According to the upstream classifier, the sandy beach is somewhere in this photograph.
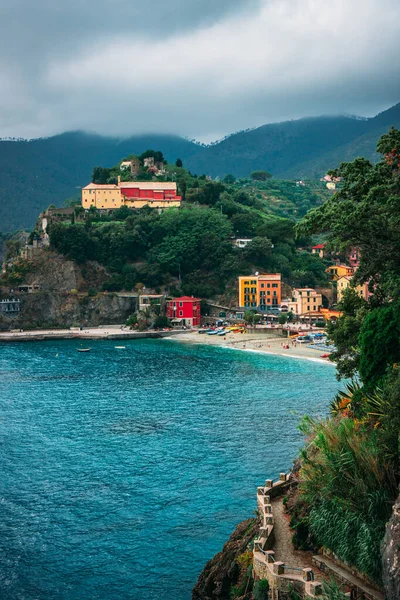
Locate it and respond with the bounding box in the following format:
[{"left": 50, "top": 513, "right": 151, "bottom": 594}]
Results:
[{"left": 164, "top": 330, "right": 333, "bottom": 364}]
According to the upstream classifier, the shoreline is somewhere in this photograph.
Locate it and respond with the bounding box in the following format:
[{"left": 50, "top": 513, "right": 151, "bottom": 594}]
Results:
[
  {"left": 163, "top": 331, "right": 334, "bottom": 364},
  {"left": 0, "top": 327, "right": 334, "bottom": 365},
  {"left": 0, "top": 326, "right": 189, "bottom": 343}
]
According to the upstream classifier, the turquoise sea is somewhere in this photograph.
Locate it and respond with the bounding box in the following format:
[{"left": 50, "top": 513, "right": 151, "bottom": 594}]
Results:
[{"left": 0, "top": 339, "right": 340, "bottom": 599}]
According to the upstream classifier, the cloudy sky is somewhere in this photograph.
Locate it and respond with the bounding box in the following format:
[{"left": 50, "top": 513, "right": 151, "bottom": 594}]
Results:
[{"left": 1, "top": 0, "right": 400, "bottom": 141}]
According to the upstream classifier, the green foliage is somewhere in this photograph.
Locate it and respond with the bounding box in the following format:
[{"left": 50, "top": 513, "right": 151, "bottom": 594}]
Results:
[
  {"left": 297, "top": 128, "right": 400, "bottom": 302},
  {"left": 92, "top": 166, "right": 111, "bottom": 184},
  {"left": 278, "top": 314, "right": 288, "bottom": 324},
  {"left": 321, "top": 578, "right": 348, "bottom": 600},
  {"left": 359, "top": 302, "right": 400, "bottom": 388},
  {"left": 253, "top": 579, "right": 269, "bottom": 600},
  {"left": 175, "top": 158, "right": 183, "bottom": 167},
  {"left": 326, "top": 288, "right": 367, "bottom": 380},
  {"left": 250, "top": 170, "right": 272, "bottom": 181},
  {"left": 126, "top": 313, "right": 138, "bottom": 327},
  {"left": 153, "top": 315, "right": 170, "bottom": 329},
  {"left": 298, "top": 416, "right": 397, "bottom": 582},
  {"left": 310, "top": 501, "right": 384, "bottom": 582},
  {"left": 244, "top": 310, "right": 256, "bottom": 324},
  {"left": 223, "top": 173, "right": 236, "bottom": 184}
]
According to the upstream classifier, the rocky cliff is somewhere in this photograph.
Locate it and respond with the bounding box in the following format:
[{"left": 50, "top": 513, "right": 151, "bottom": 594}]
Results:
[
  {"left": 1, "top": 250, "right": 137, "bottom": 329},
  {"left": 382, "top": 491, "right": 400, "bottom": 600},
  {"left": 192, "top": 517, "right": 259, "bottom": 600}
]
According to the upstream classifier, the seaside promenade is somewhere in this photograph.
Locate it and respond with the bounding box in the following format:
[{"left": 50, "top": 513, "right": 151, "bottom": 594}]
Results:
[{"left": 0, "top": 325, "right": 188, "bottom": 343}]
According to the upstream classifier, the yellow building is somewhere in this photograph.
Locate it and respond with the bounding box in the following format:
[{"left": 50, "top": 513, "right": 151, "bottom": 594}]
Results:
[
  {"left": 238, "top": 274, "right": 281, "bottom": 311},
  {"left": 82, "top": 178, "right": 182, "bottom": 211},
  {"left": 82, "top": 183, "right": 122, "bottom": 210},
  {"left": 337, "top": 276, "right": 370, "bottom": 303},
  {"left": 325, "top": 264, "right": 354, "bottom": 280},
  {"left": 286, "top": 288, "right": 322, "bottom": 315}
]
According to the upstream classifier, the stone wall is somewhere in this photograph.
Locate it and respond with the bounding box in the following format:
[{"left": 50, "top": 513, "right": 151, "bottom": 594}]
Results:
[{"left": 253, "top": 474, "right": 324, "bottom": 599}]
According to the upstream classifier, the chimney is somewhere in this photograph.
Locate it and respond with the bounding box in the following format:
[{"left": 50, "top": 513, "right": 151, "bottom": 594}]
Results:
[{"left": 117, "top": 175, "right": 121, "bottom": 186}]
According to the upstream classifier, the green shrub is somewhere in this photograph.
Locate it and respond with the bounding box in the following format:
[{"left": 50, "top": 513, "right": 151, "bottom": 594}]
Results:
[{"left": 253, "top": 579, "right": 269, "bottom": 600}]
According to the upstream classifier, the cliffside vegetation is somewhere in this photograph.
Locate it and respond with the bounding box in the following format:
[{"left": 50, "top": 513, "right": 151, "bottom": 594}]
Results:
[
  {"left": 288, "top": 128, "right": 400, "bottom": 586},
  {"left": 47, "top": 168, "right": 330, "bottom": 300}
]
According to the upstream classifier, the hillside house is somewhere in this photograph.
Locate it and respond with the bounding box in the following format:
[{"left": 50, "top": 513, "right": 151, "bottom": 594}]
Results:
[
  {"left": 337, "top": 276, "right": 371, "bottom": 303},
  {"left": 325, "top": 264, "right": 354, "bottom": 280},
  {"left": 166, "top": 296, "right": 201, "bottom": 327},
  {"left": 311, "top": 244, "right": 325, "bottom": 258},
  {"left": 286, "top": 288, "right": 323, "bottom": 316}
]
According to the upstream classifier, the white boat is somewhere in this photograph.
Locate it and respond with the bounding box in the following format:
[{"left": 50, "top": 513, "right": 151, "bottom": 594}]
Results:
[{"left": 115, "top": 346, "right": 126, "bottom": 349}]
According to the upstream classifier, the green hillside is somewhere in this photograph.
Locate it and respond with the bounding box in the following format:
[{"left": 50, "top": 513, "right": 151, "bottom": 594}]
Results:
[{"left": 0, "top": 102, "right": 399, "bottom": 231}]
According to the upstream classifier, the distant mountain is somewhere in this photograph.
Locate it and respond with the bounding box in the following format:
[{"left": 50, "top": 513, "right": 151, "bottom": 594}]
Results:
[
  {"left": 1, "top": 103, "right": 400, "bottom": 231},
  {"left": 0, "top": 132, "right": 203, "bottom": 231}
]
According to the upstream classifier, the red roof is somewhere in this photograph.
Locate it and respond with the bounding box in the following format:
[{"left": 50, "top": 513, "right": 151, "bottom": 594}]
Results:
[
  {"left": 170, "top": 296, "right": 201, "bottom": 302},
  {"left": 312, "top": 244, "right": 325, "bottom": 249}
]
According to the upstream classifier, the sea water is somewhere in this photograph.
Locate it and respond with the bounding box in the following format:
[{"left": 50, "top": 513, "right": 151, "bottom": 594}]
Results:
[{"left": 0, "top": 339, "right": 340, "bottom": 599}]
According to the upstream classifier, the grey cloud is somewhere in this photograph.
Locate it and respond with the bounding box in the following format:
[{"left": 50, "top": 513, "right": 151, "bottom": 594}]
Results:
[{"left": 0, "top": 0, "right": 399, "bottom": 140}]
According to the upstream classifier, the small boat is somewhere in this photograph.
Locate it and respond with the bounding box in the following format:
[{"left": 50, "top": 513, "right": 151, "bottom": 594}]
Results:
[
  {"left": 217, "top": 330, "right": 227, "bottom": 336},
  {"left": 198, "top": 329, "right": 208, "bottom": 334},
  {"left": 115, "top": 346, "right": 126, "bottom": 349},
  {"left": 78, "top": 348, "right": 91, "bottom": 353},
  {"left": 207, "top": 329, "right": 219, "bottom": 335}
]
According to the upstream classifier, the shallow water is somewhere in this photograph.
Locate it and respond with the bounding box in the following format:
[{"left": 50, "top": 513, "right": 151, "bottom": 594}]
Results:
[{"left": 0, "top": 339, "right": 340, "bottom": 599}]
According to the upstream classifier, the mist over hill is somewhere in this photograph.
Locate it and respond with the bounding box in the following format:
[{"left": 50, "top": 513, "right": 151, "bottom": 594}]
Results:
[{"left": 1, "top": 103, "right": 399, "bottom": 231}]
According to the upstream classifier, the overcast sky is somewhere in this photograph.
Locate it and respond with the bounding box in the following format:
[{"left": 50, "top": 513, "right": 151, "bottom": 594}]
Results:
[{"left": 1, "top": 0, "right": 400, "bottom": 141}]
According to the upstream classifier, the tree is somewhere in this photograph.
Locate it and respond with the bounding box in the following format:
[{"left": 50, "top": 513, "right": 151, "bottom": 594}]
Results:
[
  {"left": 223, "top": 174, "right": 236, "bottom": 184},
  {"left": 278, "top": 314, "right": 288, "bottom": 325},
  {"left": 297, "top": 128, "right": 400, "bottom": 302},
  {"left": 92, "top": 166, "right": 110, "bottom": 184},
  {"left": 126, "top": 313, "right": 138, "bottom": 328},
  {"left": 243, "top": 237, "right": 273, "bottom": 267},
  {"left": 153, "top": 315, "right": 170, "bottom": 329},
  {"left": 178, "top": 178, "right": 187, "bottom": 201},
  {"left": 175, "top": 158, "right": 183, "bottom": 167},
  {"left": 244, "top": 310, "right": 256, "bottom": 324},
  {"left": 250, "top": 170, "right": 272, "bottom": 181}
]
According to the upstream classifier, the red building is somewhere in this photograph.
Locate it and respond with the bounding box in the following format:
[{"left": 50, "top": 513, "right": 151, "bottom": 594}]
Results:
[
  {"left": 166, "top": 296, "right": 201, "bottom": 327},
  {"left": 119, "top": 181, "right": 181, "bottom": 202}
]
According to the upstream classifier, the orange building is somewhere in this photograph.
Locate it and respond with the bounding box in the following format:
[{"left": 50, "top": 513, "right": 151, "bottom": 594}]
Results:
[{"left": 238, "top": 274, "right": 281, "bottom": 311}]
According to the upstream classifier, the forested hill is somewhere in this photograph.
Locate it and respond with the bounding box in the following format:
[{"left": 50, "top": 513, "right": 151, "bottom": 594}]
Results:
[{"left": 1, "top": 102, "right": 400, "bottom": 230}]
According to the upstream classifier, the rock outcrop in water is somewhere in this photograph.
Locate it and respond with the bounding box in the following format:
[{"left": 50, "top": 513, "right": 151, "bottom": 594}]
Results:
[
  {"left": 382, "top": 491, "right": 400, "bottom": 600},
  {"left": 192, "top": 517, "right": 259, "bottom": 600}
]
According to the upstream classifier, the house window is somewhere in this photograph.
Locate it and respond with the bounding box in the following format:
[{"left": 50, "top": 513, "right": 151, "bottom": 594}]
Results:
[
  {"left": 244, "top": 281, "right": 250, "bottom": 285},
  {"left": 179, "top": 302, "right": 183, "bottom": 307},
  {"left": 244, "top": 302, "right": 250, "bottom": 307},
  {"left": 251, "top": 280, "right": 257, "bottom": 284},
  {"left": 260, "top": 284, "right": 264, "bottom": 288},
  {"left": 179, "top": 310, "right": 183, "bottom": 316},
  {"left": 267, "top": 291, "right": 270, "bottom": 296},
  {"left": 272, "top": 284, "right": 278, "bottom": 288},
  {"left": 307, "top": 306, "right": 310, "bottom": 311}
]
